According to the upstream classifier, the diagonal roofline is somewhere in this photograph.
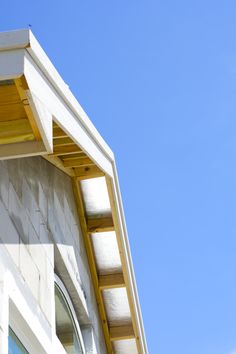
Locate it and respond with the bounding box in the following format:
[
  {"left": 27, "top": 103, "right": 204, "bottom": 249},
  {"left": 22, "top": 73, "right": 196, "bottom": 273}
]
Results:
[{"left": 0, "top": 29, "right": 148, "bottom": 354}]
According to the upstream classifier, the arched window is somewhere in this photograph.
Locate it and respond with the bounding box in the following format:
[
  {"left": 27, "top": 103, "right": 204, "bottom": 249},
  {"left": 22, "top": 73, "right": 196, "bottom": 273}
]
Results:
[{"left": 54, "top": 275, "right": 85, "bottom": 354}]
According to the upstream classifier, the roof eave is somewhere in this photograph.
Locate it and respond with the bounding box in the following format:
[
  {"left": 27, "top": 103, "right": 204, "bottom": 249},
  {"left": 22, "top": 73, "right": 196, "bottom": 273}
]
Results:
[{"left": 0, "top": 29, "right": 148, "bottom": 353}]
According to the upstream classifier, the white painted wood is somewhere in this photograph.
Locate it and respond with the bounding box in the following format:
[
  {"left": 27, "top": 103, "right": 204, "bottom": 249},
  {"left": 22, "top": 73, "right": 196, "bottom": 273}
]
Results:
[
  {"left": 0, "top": 278, "right": 9, "bottom": 354},
  {"left": 55, "top": 244, "right": 89, "bottom": 321},
  {"left": 9, "top": 302, "right": 47, "bottom": 354},
  {"left": 27, "top": 91, "right": 53, "bottom": 153},
  {"left": 0, "top": 141, "right": 46, "bottom": 160},
  {"left": 80, "top": 177, "right": 111, "bottom": 217},
  {"left": 0, "top": 49, "right": 24, "bottom": 80},
  {"left": 0, "top": 245, "right": 53, "bottom": 354},
  {"left": 103, "top": 288, "right": 131, "bottom": 325},
  {"left": 108, "top": 163, "right": 149, "bottom": 353},
  {"left": 28, "top": 30, "right": 114, "bottom": 160},
  {"left": 24, "top": 51, "right": 113, "bottom": 176},
  {"left": 0, "top": 29, "right": 29, "bottom": 51},
  {"left": 91, "top": 232, "right": 122, "bottom": 275},
  {"left": 113, "top": 339, "right": 138, "bottom": 354}
]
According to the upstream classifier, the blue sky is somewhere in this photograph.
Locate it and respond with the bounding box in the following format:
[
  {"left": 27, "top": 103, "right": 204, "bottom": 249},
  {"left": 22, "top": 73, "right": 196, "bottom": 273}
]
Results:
[{"left": 2, "top": 1, "right": 236, "bottom": 353}]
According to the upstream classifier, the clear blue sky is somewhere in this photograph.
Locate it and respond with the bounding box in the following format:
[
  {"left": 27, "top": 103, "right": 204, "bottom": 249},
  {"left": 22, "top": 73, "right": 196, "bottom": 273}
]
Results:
[{"left": 2, "top": 1, "right": 236, "bottom": 353}]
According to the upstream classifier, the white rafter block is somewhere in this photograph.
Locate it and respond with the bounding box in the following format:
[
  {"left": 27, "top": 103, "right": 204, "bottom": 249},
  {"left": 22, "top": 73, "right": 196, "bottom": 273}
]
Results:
[{"left": 27, "top": 91, "right": 53, "bottom": 153}]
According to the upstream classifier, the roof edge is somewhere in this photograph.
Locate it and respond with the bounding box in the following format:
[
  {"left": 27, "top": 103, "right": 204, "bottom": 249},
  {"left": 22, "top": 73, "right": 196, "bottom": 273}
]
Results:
[
  {"left": 28, "top": 30, "right": 114, "bottom": 162},
  {"left": 0, "top": 29, "right": 114, "bottom": 163},
  {"left": 0, "top": 28, "right": 30, "bottom": 51}
]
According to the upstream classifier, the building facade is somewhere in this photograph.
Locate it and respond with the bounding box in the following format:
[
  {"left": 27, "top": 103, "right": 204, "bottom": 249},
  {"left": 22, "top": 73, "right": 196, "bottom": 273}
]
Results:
[{"left": 0, "top": 30, "right": 148, "bottom": 354}]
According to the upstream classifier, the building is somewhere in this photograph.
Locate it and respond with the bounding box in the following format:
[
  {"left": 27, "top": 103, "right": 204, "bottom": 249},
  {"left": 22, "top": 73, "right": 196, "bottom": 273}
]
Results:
[{"left": 0, "top": 30, "right": 148, "bottom": 354}]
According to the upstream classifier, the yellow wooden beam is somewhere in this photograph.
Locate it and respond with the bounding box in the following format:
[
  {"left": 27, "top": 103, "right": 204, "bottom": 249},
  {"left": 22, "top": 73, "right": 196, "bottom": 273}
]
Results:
[
  {"left": 87, "top": 216, "right": 114, "bottom": 233},
  {"left": 72, "top": 179, "right": 113, "bottom": 353},
  {"left": 0, "top": 83, "right": 26, "bottom": 122},
  {"left": 60, "top": 152, "right": 87, "bottom": 160},
  {"left": 53, "top": 137, "right": 75, "bottom": 146},
  {"left": 110, "top": 324, "right": 135, "bottom": 341},
  {"left": 52, "top": 144, "right": 82, "bottom": 156},
  {"left": 74, "top": 165, "right": 104, "bottom": 180},
  {"left": 63, "top": 156, "right": 94, "bottom": 168},
  {"left": 99, "top": 273, "right": 125, "bottom": 290},
  {"left": 0, "top": 118, "right": 34, "bottom": 144},
  {"left": 14, "top": 77, "right": 42, "bottom": 141},
  {"left": 53, "top": 125, "right": 68, "bottom": 138}
]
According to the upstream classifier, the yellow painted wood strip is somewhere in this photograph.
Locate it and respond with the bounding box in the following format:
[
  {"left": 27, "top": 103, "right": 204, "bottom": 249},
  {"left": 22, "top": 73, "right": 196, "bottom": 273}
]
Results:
[
  {"left": 0, "top": 133, "right": 34, "bottom": 144},
  {"left": 53, "top": 144, "right": 82, "bottom": 156},
  {"left": 0, "top": 103, "right": 26, "bottom": 121},
  {"left": 53, "top": 137, "right": 75, "bottom": 146},
  {"left": 14, "top": 77, "right": 42, "bottom": 141},
  {"left": 60, "top": 152, "right": 87, "bottom": 160},
  {"left": 0, "top": 118, "right": 34, "bottom": 144},
  {"left": 63, "top": 156, "right": 94, "bottom": 167},
  {"left": 87, "top": 216, "right": 114, "bottom": 233},
  {"left": 99, "top": 273, "right": 125, "bottom": 290},
  {"left": 74, "top": 165, "right": 104, "bottom": 180},
  {"left": 0, "top": 83, "right": 21, "bottom": 105},
  {"left": 0, "top": 82, "right": 26, "bottom": 122},
  {"left": 0, "top": 118, "right": 32, "bottom": 135},
  {"left": 109, "top": 324, "right": 135, "bottom": 341},
  {"left": 53, "top": 126, "right": 68, "bottom": 138}
]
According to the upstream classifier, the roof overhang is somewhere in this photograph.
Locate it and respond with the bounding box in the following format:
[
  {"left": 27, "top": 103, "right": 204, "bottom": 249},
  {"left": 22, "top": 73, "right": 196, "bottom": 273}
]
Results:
[{"left": 0, "top": 29, "right": 148, "bottom": 354}]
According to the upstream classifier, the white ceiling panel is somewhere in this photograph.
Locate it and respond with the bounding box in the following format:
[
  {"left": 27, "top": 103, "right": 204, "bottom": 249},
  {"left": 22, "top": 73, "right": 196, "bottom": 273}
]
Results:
[
  {"left": 80, "top": 177, "right": 111, "bottom": 217},
  {"left": 102, "top": 288, "right": 131, "bottom": 326},
  {"left": 113, "top": 339, "right": 138, "bottom": 354},
  {"left": 91, "top": 231, "right": 122, "bottom": 275}
]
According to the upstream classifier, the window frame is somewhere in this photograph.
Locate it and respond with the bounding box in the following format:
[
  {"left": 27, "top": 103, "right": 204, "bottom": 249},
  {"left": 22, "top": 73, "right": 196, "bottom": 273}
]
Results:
[
  {"left": 8, "top": 327, "right": 29, "bottom": 354},
  {"left": 54, "top": 274, "right": 85, "bottom": 354},
  {"left": 8, "top": 301, "right": 45, "bottom": 354}
]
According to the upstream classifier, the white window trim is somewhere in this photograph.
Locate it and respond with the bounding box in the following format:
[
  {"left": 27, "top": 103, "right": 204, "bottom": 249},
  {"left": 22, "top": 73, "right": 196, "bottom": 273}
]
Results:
[
  {"left": 9, "top": 321, "right": 31, "bottom": 354},
  {"left": 0, "top": 244, "right": 52, "bottom": 354},
  {"left": 54, "top": 274, "right": 86, "bottom": 354},
  {"left": 9, "top": 300, "right": 46, "bottom": 354}
]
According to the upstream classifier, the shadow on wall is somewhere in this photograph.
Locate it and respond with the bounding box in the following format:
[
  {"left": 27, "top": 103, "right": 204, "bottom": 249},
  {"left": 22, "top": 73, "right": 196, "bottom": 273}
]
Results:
[{"left": 0, "top": 156, "right": 105, "bottom": 352}]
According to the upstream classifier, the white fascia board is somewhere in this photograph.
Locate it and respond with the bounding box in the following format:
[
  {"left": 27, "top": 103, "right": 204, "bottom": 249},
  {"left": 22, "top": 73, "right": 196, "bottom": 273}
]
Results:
[
  {"left": 27, "top": 91, "right": 53, "bottom": 153},
  {"left": 0, "top": 29, "right": 114, "bottom": 175},
  {"left": 0, "top": 49, "right": 24, "bottom": 80},
  {"left": 24, "top": 51, "right": 113, "bottom": 176},
  {"left": 27, "top": 30, "right": 114, "bottom": 161},
  {"left": 0, "top": 245, "right": 52, "bottom": 354},
  {"left": 0, "top": 29, "right": 30, "bottom": 51},
  {"left": 110, "top": 162, "right": 149, "bottom": 353}
]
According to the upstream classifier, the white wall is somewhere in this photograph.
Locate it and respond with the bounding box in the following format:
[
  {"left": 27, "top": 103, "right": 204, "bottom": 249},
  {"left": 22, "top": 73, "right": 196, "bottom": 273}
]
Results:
[{"left": 0, "top": 156, "right": 107, "bottom": 354}]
